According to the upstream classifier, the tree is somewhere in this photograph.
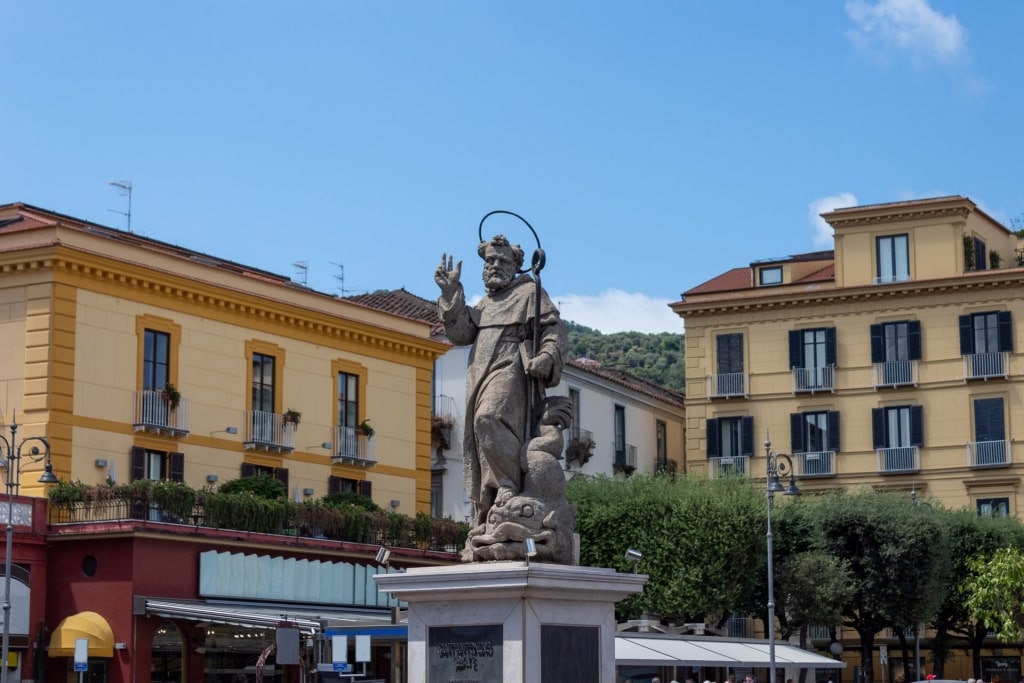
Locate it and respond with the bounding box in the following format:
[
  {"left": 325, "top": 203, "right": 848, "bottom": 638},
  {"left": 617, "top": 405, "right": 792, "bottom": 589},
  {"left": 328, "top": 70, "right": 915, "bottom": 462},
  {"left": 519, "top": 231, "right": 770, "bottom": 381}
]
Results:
[
  {"left": 963, "top": 546, "right": 1024, "bottom": 645},
  {"left": 814, "top": 491, "right": 949, "bottom": 683},
  {"left": 568, "top": 472, "right": 764, "bottom": 624},
  {"left": 777, "top": 551, "right": 854, "bottom": 683},
  {"left": 931, "top": 508, "right": 1024, "bottom": 677}
]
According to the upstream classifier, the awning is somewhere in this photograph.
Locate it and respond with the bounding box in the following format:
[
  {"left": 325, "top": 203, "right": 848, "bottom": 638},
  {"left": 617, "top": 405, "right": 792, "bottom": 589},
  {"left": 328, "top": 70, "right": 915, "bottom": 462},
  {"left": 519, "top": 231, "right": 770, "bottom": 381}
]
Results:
[
  {"left": 616, "top": 635, "right": 847, "bottom": 668},
  {"left": 140, "top": 597, "right": 395, "bottom": 636},
  {"left": 49, "top": 611, "right": 115, "bottom": 658}
]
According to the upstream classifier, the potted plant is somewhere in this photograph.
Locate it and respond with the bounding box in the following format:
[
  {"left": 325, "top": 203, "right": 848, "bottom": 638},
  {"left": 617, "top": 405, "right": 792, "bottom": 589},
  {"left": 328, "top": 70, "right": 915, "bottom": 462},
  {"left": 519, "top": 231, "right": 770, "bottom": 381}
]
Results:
[
  {"left": 356, "top": 419, "right": 375, "bottom": 439},
  {"left": 431, "top": 415, "right": 453, "bottom": 448},
  {"left": 162, "top": 383, "right": 181, "bottom": 410},
  {"left": 283, "top": 409, "right": 302, "bottom": 426},
  {"left": 565, "top": 435, "right": 596, "bottom": 466}
]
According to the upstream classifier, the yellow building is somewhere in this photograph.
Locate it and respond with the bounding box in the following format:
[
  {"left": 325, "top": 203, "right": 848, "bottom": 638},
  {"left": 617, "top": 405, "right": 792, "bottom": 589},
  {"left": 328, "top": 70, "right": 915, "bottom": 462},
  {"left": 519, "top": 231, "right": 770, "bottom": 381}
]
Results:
[
  {"left": 672, "top": 195, "right": 1024, "bottom": 514},
  {"left": 0, "top": 202, "right": 448, "bottom": 512}
]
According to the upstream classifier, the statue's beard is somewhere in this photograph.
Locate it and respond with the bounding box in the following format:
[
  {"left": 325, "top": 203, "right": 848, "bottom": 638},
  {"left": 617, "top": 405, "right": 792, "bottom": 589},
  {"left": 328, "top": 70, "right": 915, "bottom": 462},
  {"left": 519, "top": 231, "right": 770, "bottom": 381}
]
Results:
[{"left": 484, "top": 270, "right": 513, "bottom": 292}]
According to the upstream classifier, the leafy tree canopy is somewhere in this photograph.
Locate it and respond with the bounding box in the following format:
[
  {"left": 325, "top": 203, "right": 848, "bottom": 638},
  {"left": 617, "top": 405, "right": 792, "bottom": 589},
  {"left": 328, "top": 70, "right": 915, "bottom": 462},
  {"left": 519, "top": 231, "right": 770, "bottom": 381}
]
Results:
[{"left": 565, "top": 321, "right": 685, "bottom": 393}]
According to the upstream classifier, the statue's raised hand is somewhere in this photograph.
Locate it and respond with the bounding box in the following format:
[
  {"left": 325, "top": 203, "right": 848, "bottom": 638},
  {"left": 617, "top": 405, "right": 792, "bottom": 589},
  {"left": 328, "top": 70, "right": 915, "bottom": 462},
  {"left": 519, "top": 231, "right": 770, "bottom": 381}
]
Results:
[{"left": 435, "top": 253, "right": 462, "bottom": 300}]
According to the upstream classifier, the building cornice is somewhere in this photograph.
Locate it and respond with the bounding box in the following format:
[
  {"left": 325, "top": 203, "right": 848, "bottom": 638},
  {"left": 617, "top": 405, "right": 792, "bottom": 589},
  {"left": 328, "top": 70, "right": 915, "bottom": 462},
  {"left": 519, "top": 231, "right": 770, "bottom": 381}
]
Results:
[
  {"left": 825, "top": 203, "right": 972, "bottom": 229},
  {"left": 1, "top": 244, "right": 448, "bottom": 366},
  {"left": 673, "top": 267, "right": 1024, "bottom": 318}
]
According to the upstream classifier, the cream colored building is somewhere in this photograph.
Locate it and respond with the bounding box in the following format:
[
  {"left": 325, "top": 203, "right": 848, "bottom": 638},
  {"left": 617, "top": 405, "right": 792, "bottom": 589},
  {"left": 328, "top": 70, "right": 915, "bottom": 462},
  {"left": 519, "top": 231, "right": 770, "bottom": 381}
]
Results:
[
  {"left": 672, "top": 195, "right": 1024, "bottom": 514},
  {"left": 0, "top": 203, "right": 447, "bottom": 512}
]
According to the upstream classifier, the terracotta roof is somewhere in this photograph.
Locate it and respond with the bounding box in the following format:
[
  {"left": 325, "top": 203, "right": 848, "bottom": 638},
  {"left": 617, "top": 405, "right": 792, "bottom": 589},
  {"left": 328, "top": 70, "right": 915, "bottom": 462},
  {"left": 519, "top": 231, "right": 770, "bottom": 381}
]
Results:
[
  {"left": 344, "top": 289, "right": 446, "bottom": 336},
  {"left": 566, "top": 358, "right": 685, "bottom": 408},
  {"left": 683, "top": 267, "right": 751, "bottom": 296},
  {"left": 795, "top": 263, "right": 835, "bottom": 283},
  {"left": 1, "top": 202, "right": 294, "bottom": 284}
]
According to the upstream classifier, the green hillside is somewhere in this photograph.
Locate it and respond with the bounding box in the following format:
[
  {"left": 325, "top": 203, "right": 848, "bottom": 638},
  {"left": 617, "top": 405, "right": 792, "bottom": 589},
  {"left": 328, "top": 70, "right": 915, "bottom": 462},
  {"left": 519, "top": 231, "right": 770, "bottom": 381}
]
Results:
[{"left": 564, "top": 321, "right": 685, "bottom": 394}]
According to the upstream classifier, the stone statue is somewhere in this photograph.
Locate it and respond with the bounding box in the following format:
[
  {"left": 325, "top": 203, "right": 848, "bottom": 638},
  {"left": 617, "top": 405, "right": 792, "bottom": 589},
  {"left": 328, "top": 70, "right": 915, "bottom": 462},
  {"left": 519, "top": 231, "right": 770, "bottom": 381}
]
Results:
[{"left": 435, "top": 233, "right": 576, "bottom": 564}]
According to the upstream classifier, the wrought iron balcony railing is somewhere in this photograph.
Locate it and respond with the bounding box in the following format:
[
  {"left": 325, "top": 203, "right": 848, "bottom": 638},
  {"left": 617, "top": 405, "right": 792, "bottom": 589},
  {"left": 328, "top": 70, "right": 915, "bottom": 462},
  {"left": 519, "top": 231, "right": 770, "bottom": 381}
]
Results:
[
  {"left": 966, "top": 439, "right": 1010, "bottom": 468},
  {"left": 244, "top": 410, "right": 295, "bottom": 453},
  {"left": 134, "top": 389, "right": 190, "bottom": 436},
  {"left": 332, "top": 426, "right": 376, "bottom": 467}
]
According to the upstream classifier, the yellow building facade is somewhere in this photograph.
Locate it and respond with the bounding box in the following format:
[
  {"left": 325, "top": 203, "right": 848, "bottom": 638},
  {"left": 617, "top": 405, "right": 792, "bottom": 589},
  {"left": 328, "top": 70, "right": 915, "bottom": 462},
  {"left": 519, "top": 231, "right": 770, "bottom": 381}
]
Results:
[
  {"left": 673, "top": 194, "right": 1024, "bottom": 514},
  {"left": 0, "top": 203, "right": 448, "bottom": 512}
]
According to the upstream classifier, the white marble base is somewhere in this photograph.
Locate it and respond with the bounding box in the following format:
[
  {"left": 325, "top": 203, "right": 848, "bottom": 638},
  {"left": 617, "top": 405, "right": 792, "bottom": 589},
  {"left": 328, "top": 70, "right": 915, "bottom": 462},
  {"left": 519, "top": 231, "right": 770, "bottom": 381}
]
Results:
[{"left": 375, "top": 562, "right": 646, "bottom": 683}]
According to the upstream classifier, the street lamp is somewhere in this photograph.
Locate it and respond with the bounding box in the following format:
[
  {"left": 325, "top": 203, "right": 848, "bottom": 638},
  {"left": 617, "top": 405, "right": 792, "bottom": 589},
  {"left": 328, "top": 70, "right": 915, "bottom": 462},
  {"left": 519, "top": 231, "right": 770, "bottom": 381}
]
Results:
[
  {"left": 765, "top": 437, "right": 800, "bottom": 683},
  {"left": 0, "top": 413, "right": 56, "bottom": 683}
]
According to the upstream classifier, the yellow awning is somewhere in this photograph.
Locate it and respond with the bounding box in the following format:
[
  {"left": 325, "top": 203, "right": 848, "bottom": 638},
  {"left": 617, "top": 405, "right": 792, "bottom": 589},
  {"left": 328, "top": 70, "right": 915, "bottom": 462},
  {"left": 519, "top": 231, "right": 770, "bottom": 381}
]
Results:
[{"left": 48, "top": 611, "right": 114, "bottom": 658}]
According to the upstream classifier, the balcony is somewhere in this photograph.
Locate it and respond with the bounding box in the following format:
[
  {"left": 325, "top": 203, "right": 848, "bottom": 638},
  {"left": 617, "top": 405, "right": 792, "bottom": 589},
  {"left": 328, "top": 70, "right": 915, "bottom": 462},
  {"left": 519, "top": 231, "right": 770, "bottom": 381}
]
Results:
[
  {"left": 725, "top": 614, "right": 754, "bottom": 639},
  {"left": 873, "top": 360, "right": 918, "bottom": 388},
  {"left": 873, "top": 273, "right": 911, "bottom": 285},
  {"left": 707, "top": 455, "right": 749, "bottom": 478},
  {"left": 963, "top": 351, "right": 1009, "bottom": 381},
  {"left": 967, "top": 440, "right": 1010, "bottom": 468},
  {"left": 431, "top": 394, "right": 457, "bottom": 450},
  {"left": 707, "top": 373, "right": 747, "bottom": 399},
  {"left": 243, "top": 410, "right": 295, "bottom": 453},
  {"left": 876, "top": 446, "right": 919, "bottom": 474},
  {"left": 564, "top": 427, "right": 595, "bottom": 467},
  {"left": 792, "top": 365, "right": 835, "bottom": 394},
  {"left": 796, "top": 450, "right": 836, "bottom": 477},
  {"left": 134, "top": 389, "right": 190, "bottom": 437},
  {"left": 613, "top": 444, "right": 637, "bottom": 475},
  {"left": 332, "top": 426, "right": 376, "bottom": 467}
]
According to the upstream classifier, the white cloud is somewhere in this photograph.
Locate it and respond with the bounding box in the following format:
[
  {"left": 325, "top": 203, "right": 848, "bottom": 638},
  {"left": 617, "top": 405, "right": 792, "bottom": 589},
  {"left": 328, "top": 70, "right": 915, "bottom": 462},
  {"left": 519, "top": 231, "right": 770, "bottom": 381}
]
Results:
[
  {"left": 808, "top": 193, "right": 858, "bottom": 248},
  {"left": 553, "top": 290, "right": 684, "bottom": 335},
  {"left": 846, "top": 0, "right": 966, "bottom": 66},
  {"left": 468, "top": 289, "right": 683, "bottom": 335}
]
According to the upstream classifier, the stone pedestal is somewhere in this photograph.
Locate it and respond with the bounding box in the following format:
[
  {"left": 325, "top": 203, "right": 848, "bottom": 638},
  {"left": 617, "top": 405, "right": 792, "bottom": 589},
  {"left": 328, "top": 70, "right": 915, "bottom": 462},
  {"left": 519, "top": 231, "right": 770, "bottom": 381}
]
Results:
[{"left": 375, "top": 562, "right": 646, "bottom": 683}]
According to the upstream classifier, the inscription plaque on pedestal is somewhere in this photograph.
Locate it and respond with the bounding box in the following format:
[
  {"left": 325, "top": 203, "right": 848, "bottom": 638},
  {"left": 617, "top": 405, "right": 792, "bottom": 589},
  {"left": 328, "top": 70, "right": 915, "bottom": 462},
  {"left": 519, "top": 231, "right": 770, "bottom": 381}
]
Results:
[
  {"left": 428, "top": 624, "right": 502, "bottom": 683},
  {"left": 541, "top": 624, "right": 599, "bottom": 682}
]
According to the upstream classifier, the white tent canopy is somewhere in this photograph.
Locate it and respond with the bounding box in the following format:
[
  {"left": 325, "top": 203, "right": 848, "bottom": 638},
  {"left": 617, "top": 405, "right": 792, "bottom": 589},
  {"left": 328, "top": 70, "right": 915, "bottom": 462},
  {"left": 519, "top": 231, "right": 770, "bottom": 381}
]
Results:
[{"left": 616, "top": 635, "right": 848, "bottom": 668}]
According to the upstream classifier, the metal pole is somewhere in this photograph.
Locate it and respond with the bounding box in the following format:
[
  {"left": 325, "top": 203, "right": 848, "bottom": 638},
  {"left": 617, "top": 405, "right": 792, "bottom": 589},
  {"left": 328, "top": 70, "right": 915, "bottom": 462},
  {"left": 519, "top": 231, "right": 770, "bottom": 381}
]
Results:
[
  {"left": 767, "top": 480, "right": 776, "bottom": 683},
  {"left": 914, "top": 627, "right": 920, "bottom": 680},
  {"left": 1, "top": 418, "right": 17, "bottom": 683}
]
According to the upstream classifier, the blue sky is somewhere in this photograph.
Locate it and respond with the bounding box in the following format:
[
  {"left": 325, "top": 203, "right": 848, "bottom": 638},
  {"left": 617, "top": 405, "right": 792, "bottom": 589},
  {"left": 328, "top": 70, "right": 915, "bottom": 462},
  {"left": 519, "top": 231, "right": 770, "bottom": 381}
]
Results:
[{"left": 4, "top": 1, "right": 1023, "bottom": 333}]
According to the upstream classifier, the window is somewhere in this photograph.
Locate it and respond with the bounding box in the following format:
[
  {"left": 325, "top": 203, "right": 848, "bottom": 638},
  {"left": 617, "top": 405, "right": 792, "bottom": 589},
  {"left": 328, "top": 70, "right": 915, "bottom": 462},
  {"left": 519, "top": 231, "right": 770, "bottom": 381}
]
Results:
[
  {"left": 876, "top": 234, "right": 909, "bottom": 283},
  {"left": 759, "top": 266, "right": 782, "bottom": 286},
  {"left": 713, "top": 332, "right": 745, "bottom": 396},
  {"left": 706, "top": 416, "right": 754, "bottom": 474},
  {"left": 790, "top": 411, "right": 839, "bottom": 476},
  {"left": 789, "top": 328, "right": 836, "bottom": 391},
  {"left": 252, "top": 352, "right": 276, "bottom": 413},
  {"left": 330, "top": 475, "right": 371, "bottom": 499},
  {"left": 655, "top": 420, "right": 667, "bottom": 471},
  {"left": 971, "top": 397, "right": 1007, "bottom": 466},
  {"left": 870, "top": 321, "right": 921, "bottom": 386},
  {"left": 338, "top": 371, "right": 360, "bottom": 456},
  {"left": 569, "top": 388, "right": 581, "bottom": 434},
  {"left": 977, "top": 497, "right": 1010, "bottom": 517},
  {"left": 973, "top": 236, "right": 987, "bottom": 271},
  {"left": 613, "top": 404, "right": 628, "bottom": 469},
  {"left": 143, "top": 329, "right": 170, "bottom": 391},
  {"left": 241, "top": 462, "right": 289, "bottom": 492},
  {"left": 871, "top": 405, "right": 923, "bottom": 472},
  {"left": 131, "top": 447, "right": 184, "bottom": 482},
  {"left": 960, "top": 311, "right": 1012, "bottom": 378},
  {"left": 430, "top": 472, "right": 443, "bottom": 517}
]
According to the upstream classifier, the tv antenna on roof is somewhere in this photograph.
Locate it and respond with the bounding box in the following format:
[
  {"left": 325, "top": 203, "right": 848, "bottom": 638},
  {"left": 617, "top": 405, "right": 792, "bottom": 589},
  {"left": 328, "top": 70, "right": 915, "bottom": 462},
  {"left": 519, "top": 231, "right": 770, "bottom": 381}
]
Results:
[
  {"left": 330, "top": 262, "right": 365, "bottom": 297},
  {"left": 292, "top": 261, "right": 308, "bottom": 286},
  {"left": 108, "top": 180, "right": 133, "bottom": 232}
]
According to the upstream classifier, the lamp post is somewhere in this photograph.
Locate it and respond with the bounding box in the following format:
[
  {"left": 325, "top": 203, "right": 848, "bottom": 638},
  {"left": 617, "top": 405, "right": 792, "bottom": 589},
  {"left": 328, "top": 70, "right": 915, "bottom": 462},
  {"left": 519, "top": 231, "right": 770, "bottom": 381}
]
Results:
[
  {"left": 0, "top": 413, "right": 56, "bottom": 683},
  {"left": 765, "top": 437, "right": 800, "bottom": 683}
]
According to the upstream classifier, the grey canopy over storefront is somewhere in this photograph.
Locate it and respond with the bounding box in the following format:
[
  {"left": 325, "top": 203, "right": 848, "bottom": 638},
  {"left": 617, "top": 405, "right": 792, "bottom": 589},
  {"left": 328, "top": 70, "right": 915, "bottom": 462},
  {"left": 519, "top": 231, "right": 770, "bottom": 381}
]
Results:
[{"left": 616, "top": 635, "right": 848, "bottom": 668}]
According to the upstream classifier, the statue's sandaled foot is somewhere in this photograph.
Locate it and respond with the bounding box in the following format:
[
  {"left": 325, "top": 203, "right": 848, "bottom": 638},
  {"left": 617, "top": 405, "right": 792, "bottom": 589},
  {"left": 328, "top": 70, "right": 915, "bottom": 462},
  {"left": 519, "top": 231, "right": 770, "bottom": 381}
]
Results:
[{"left": 495, "top": 486, "right": 516, "bottom": 507}]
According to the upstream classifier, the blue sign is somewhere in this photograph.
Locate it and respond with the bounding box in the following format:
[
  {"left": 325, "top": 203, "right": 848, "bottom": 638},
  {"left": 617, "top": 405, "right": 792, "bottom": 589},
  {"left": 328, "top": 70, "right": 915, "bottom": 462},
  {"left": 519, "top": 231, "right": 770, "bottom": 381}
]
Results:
[
  {"left": 332, "top": 662, "right": 350, "bottom": 672},
  {"left": 74, "top": 662, "right": 88, "bottom": 672}
]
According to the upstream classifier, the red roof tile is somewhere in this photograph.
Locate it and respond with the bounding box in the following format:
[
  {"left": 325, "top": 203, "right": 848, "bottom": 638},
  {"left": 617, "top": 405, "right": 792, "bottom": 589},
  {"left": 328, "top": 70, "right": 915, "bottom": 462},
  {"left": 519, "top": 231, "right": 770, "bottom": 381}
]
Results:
[{"left": 683, "top": 268, "right": 751, "bottom": 296}]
